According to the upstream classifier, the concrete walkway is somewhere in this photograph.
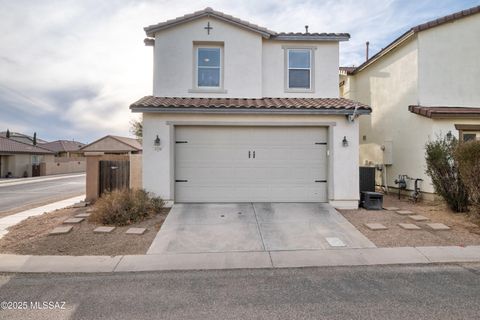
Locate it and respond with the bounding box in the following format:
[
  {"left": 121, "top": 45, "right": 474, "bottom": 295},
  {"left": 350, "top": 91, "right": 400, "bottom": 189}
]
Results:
[
  {"left": 147, "top": 203, "right": 375, "bottom": 254},
  {"left": 1, "top": 246, "right": 480, "bottom": 273},
  {"left": 0, "top": 195, "right": 85, "bottom": 239}
]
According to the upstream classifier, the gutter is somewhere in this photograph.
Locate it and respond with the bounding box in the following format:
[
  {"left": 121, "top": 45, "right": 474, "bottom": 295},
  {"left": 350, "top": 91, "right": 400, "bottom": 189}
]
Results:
[{"left": 130, "top": 107, "right": 371, "bottom": 115}]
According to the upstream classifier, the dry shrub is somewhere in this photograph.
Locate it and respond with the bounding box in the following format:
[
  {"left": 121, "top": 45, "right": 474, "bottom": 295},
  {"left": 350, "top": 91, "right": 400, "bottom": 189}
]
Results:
[
  {"left": 425, "top": 136, "right": 469, "bottom": 212},
  {"left": 89, "top": 189, "right": 164, "bottom": 226},
  {"left": 456, "top": 141, "right": 480, "bottom": 216}
]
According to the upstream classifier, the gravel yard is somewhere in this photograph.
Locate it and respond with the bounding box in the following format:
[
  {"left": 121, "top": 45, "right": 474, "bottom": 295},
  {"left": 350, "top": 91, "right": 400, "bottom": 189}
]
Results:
[
  {"left": 0, "top": 206, "right": 169, "bottom": 256},
  {"left": 340, "top": 194, "right": 480, "bottom": 247}
]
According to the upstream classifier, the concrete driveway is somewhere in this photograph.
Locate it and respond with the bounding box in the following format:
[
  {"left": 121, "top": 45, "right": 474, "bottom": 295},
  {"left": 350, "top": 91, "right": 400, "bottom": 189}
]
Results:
[{"left": 147, "top": 203, "right": 375, "bottom": 254}]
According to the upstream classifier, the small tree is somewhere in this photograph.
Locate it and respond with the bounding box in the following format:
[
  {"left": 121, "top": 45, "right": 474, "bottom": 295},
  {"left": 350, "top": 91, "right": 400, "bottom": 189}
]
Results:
[
  {"left": 456, "top": 141, "right": 480, "bottom": 216},
  {"left": 6, "top": 129, "right": 10, "bottom": 138},
  {"left": 33, "top": 132, "right": 37, "bottom": 145},
  {"left": 130, "top": 117, "right": 142, "bottom": 141},
  {"left": 425, "top": 136, "right": 469, "bottom": 212}
]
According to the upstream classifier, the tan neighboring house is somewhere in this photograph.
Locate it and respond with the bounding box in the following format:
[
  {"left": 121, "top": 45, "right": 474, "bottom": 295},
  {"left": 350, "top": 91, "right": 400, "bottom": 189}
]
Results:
[
  {"left": 340, "top": 5, "right": 480, "bottom": 195},
  {"left": 81, "top": 135, "right": 142, "bottom": 155},
  {"left": 40, "top": 140, "right": 86, "bottom": 157},
  {"left": 0, "top": 131, "right": 48, "bottom": 145},
  {"left": 0, "top": 136, "right": 54, "bottom": 178}
]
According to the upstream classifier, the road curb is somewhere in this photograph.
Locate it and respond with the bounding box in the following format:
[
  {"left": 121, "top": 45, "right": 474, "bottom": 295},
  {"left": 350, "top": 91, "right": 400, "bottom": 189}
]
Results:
[{"left": 0, "top": 246, "right": 479, "bottom": 273}]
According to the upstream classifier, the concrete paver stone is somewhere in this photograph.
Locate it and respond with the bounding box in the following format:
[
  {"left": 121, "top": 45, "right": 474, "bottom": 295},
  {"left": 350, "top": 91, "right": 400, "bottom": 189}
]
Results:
[
  {"left": 427, "top": 223, "right": 451, "bottom": 231},
  {"left": 399, "top": 223, "right": 421, "bottom": 230},
  {"left": 49, "top": 226, "right": 73, "bottom": 235},
  {"left": 126, "top": 228, "right": 147, "bottom": 235},
  {"left": 63, "top": 218, "right": 84, "bottom": 224},
  {"left": 365, "top": 223, "right": 388, "bottom": 231},
  {"left": 94, "top": 226, "right": 115, "bottom": 233}
]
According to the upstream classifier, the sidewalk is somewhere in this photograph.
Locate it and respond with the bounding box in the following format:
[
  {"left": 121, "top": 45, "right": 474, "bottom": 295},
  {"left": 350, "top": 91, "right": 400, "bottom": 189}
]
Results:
[
  {"left": 0, "top": 246, "right": 479, "bottom": 273},
  {"left": 0, "top": 195, "right": 86, "bottom": 239},
  {"left": 0, "top": 173, "right": 85, "bottom": 187}
]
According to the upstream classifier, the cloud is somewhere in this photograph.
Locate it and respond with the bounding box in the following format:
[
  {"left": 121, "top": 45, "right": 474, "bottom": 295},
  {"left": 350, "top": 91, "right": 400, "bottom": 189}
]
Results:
[{"left": 0, "top": 0, "right": 478, "bottom": 142}]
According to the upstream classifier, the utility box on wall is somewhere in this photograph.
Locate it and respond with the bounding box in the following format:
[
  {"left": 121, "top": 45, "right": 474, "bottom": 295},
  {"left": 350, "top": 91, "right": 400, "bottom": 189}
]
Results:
[{"left": 382, "top": 140, "right": 393, "bottom": 165}]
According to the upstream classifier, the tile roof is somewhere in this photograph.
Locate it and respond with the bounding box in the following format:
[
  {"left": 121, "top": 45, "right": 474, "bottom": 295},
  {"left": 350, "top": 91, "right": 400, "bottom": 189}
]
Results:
[
  {"left": 0, "top": 136, "right": 54, "bottom": 154},
  {"left": 408, "top": 105, "right": 480, "bottom": 118},
  {"left": 130, "top": 96, "right": 371, "bottom": 114},
  {"left": 0, "top": 131, "right": 48, "bottom": 144},
  {"left": 339, "top": 66, "right": 356, "bottom": 75},
  {"left": 39, "top": 140, "right": 86, "bottom": 153},
  {"left": 80, "top": 135, "right": 142, "bottom": 152},
  {"left": 144, "top": 7, "right": 349, "bottom": 41},
  {"left": 350, "top": 5, "right": 480, "bottom": 74}
]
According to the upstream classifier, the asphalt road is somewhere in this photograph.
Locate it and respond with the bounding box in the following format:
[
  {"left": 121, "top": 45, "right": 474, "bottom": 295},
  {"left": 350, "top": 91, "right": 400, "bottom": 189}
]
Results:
[
  {"left": 0, "top": 264, "right": 479, "bottom": 320},
  {"left": 0, "top": 174, "right": 85, "bottom": 216}
]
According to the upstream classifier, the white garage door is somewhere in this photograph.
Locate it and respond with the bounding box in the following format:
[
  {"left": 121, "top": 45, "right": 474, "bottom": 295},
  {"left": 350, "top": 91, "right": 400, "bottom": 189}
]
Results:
[{"left": 175, "top": 126, "right": 328, "bottom": 202}]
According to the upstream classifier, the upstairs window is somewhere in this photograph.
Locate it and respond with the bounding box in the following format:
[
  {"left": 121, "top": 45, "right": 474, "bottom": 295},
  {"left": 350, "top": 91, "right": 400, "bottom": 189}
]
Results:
[
  {"left": 287, "top": 49, "right": 311, "bottom": 89},
  {"left": 197, "top": 47, "right": 221, "bottom": 88}
]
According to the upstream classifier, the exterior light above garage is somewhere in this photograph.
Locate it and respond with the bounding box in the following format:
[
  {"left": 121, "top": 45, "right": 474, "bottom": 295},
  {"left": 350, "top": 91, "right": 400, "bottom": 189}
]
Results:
[{"left": 342, "top": 136, "right": 349, "bottom": 147}]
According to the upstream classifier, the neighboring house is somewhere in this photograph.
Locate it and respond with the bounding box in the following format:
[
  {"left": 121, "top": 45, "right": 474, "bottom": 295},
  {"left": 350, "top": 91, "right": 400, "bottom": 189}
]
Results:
[
  {"left": 130, "top": 8, "right": 371, "bottom": 208},
  {"left": 0, "top": 131, "right": 48, "bottom": 145},
  {"left": 80, "top": 135, "right": 142, "bottom": 155},
  {"left": 40, "top": 140, "right": 86, "bottom": 157},
  {"left": 0, "top": 136, "right": 54, "bottom": 178},
  {"left": 340, "top": 5, "right": 480, "bottom": 195}
]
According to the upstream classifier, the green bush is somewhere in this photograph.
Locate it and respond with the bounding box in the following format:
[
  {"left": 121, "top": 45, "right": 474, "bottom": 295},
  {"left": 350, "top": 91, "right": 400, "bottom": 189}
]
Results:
[
  {"left": 425, "top": 136, "right": 469, "bottom": 212},
  {"left": 456, "top": 141, "right": 480, "bottom": 216},
  {"left": 89, "top": 189, "right": 164, "bottom": 226}
]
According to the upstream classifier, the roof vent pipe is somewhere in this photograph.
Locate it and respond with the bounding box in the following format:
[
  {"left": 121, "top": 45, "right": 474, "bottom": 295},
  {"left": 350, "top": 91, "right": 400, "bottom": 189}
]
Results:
[
  {"left": 305, "top": 25, "right": 309, "bottom": 33},
  {"left": 366, "top": 41, "right": 370, "bottom": 61}
]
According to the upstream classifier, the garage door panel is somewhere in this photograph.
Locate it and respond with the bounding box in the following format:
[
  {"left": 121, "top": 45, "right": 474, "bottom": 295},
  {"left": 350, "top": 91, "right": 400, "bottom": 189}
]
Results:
[{"left": 175, "top": 126, "right": 328, "bottom": 202}]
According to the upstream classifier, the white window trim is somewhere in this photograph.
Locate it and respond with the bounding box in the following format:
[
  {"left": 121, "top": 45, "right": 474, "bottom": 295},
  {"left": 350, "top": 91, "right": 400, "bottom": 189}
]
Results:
[
  {"left": 189, "top": 44, "right": 227, "bottom": 93},
  {"left": 283, "top": 46, "right": 316, "bottom": 93}
]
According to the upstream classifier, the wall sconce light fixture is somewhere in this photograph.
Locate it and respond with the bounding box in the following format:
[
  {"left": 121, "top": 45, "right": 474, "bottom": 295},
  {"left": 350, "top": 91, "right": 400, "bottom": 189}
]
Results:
[
  {"left": 342, "top": 136, "right": 349, "bottom": 147},
  {"left": 154, "top": 135, "right": 161, "bottom": 147},
  {"left": 446, "top": 131, "right": 452, "bottom": 141}
]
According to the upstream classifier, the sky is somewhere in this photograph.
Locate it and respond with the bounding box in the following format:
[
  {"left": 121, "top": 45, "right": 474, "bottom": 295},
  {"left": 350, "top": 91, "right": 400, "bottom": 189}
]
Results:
[{"left": 0, "top": 0, "right": 479, "bottom": 143}]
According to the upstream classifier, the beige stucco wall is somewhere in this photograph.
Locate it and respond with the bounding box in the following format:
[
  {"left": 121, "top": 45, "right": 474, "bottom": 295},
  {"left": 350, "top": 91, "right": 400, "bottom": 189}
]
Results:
[
  {"left": 152, "top": 17, "right": 340, "bottom": 98},
  {"left": 344, "top": 38, "right": 436, "bottom": 191},
  {"left": 40, "top": 157, "right": 86, "bottom": 175},
  {"left": 344, "top": 13, "right": 480, "bottom": 194},
  {"left": 0, "top": 154, "right": 53, "bottom": 177},
  {"left": 143, "top": 112, "right": 361, "bottom": 208},
  {"left": 262, "top": 40, "right": 339, "bottom": 98},
  {"left": 418, "top": 14, "right": 480, "bottom": 106}
]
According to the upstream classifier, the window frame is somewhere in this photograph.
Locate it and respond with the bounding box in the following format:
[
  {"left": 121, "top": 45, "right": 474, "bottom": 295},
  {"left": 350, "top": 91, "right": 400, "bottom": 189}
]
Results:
[
  {"left": 284, "top": 47, "right": 316, "bottom": 93},
  {"left": 455, "top": 124, "right": 480, "bottom": 142},
  {"left": 189, "top": 43, "right": 226, "bottom": 93}
]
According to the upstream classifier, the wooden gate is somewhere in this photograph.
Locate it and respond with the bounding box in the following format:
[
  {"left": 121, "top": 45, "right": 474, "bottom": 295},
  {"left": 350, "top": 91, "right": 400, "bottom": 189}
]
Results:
[
  {"left": 98, "top": 160, "right": 130, "bottom": 196},
  {"left": 32, "top": 164, "right": 41, "bottom": 177}
]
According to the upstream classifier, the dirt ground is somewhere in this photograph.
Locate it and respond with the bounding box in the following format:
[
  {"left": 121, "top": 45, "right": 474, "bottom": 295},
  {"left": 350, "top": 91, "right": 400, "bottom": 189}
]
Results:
[
  {"left": 340, "top": 194, "right": 480, "bottom": 247},
  {"left": 0, "top": 206, "right": 170, "bottom": 256}
]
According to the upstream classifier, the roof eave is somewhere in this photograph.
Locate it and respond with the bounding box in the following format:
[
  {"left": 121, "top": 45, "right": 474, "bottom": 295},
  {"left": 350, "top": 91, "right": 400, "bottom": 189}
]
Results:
[
  {"left": 144, "top": 12, "right": 274, "bottom": 38},
  {"left": 130, "top": 106, "right": 371, "bottom": 115},
  {"left": 271, "top": 35, "right": 350, "bottom": 42},
  {"left": 352, "top": 30, "right": 415, "bottom": 75}
]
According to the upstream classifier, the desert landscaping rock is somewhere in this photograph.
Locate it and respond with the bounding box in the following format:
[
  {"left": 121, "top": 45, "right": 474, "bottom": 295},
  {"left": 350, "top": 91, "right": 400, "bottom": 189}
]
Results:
[
  {"left": 384, "top": 207, "right": 400, "bottom": 211},
  {"left": 409, "top": 215, "right": 429, "bottom": 222},
  {"left": 63, "top": 217, "right": 84, "bottom": 224},
  {"left": 365, "top": 223, "right": 388, "bottom": 231},
  {"left": 75, "top": 213, "right": 91, "bottom": 218},
  {"left": 398, "top": 223, "right": 421, "bottom": 230},
  {"left": 396, "top": 210, "right": 414, "bottom": 215},
  {"left": 427, "top": 223, "right": 451, "bottom": 231},
  {"left": 49, "top": 226, "right": 73, "bottom": 235},
  {"left": 126, "top": 228, "right": 147, "bottom": 235},
  {"left": 94, "top": 226, "right": 116, "bottom": 233}
]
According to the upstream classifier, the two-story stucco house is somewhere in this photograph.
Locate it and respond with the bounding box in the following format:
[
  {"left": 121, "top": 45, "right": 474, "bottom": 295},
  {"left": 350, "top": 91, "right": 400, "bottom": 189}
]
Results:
[
  {"left": 130, "top": 8, "right": 371, "bottom": 209},
  {"left": 340, "top": 5, "right": 480, "bottom": 196}
]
